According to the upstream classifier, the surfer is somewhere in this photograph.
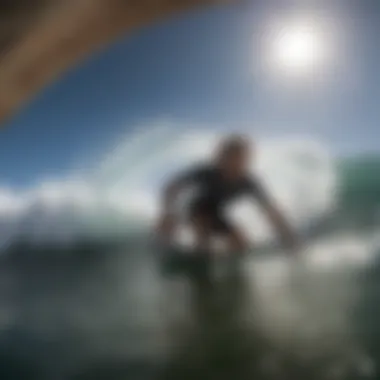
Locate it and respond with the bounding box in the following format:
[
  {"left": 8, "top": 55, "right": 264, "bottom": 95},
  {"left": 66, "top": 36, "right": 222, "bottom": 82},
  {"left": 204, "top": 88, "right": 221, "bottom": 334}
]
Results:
[{"left": 156, "top": 135, "right": 300, "bottom": 255}]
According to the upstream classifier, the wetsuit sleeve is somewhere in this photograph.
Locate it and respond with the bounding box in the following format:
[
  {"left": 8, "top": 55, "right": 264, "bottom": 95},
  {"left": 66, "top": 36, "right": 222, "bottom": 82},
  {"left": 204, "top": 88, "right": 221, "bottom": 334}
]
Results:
[
  {"left": 162, "top": 164, "right": 209, "bottom": 214},
  {"left": 245, "top": 177, "right": 271, "bottom": 205}
]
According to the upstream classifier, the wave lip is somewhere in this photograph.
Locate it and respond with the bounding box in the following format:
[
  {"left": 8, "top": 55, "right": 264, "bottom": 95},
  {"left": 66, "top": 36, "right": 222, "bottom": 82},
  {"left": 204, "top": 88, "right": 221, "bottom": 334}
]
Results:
[{"left": 0, "top": 124, "right": 357, "bottom": 252}]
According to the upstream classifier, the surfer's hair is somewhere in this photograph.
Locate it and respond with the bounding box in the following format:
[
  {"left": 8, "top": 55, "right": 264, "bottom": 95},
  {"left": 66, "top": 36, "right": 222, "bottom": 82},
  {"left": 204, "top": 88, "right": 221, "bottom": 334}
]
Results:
[{"left": 217, "top": 134, "right": 250, "bottom": 160}]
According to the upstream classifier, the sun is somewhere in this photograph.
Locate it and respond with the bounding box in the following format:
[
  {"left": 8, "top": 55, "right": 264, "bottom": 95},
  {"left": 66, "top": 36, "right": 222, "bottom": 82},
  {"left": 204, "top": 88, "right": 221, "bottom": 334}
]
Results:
[{"left": 271, "top": 23, "right": 324, "bottom": 75}]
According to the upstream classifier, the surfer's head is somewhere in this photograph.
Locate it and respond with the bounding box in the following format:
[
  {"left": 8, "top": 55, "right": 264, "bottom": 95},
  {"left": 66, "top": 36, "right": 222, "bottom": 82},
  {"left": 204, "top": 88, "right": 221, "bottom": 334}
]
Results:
[{"left": 215, "top": 134, "right": 253, "bottom": 178}]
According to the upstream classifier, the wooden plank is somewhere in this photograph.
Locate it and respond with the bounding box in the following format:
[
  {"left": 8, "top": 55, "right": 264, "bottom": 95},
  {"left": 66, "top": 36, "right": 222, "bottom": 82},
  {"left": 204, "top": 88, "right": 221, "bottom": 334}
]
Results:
[{"left": 0, "top": 0, "right": 235, "bottom": 125}]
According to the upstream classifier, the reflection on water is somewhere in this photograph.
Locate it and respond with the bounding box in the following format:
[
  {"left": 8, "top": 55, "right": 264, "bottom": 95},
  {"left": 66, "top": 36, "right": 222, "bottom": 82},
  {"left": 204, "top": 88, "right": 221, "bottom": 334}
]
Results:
[{"left": 0, "top": 240, "right": 377, "bottom": 380}]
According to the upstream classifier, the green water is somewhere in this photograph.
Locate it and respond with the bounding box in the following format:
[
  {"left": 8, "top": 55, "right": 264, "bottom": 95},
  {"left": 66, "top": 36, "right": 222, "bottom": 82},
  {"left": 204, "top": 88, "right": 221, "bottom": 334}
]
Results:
[{"left": 338, "top": 155, "right": 380, "bottom": 226}]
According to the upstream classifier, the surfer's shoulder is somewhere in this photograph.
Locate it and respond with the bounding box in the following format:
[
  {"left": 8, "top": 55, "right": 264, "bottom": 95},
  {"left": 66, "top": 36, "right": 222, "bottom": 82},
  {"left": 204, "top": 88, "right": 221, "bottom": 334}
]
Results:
[
  {"left": 188, "top": 162, "right": 214, "bottom": 175},
  {"left": 178, "top": 162, "right": 213, "bottom": 182}
]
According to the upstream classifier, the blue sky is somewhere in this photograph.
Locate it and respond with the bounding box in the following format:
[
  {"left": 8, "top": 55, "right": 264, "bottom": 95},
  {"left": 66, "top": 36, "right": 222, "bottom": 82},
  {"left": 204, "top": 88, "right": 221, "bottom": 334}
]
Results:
[{"left": 1, "top": 0, "right": 380, "bottom": 187}]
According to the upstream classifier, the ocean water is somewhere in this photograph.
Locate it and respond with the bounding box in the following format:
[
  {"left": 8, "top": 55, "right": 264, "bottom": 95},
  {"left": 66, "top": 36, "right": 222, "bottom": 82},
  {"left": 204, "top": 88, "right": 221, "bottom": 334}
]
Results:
[{"left": 0, "top": 127, "right": 379, "bottom": 379}]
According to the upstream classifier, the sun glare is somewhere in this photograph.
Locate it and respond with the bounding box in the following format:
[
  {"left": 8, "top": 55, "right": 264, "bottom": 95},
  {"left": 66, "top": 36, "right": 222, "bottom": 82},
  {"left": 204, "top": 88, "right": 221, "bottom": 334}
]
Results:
[{"left": 271, "top": 23, "right": 325, "bottom": 75}]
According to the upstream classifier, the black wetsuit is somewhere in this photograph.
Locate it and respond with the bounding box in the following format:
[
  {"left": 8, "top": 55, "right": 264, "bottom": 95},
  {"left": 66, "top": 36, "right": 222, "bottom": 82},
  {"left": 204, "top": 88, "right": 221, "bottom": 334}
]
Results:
[{"left": 175, "top": 164, "right": 267, "bottom": 234}]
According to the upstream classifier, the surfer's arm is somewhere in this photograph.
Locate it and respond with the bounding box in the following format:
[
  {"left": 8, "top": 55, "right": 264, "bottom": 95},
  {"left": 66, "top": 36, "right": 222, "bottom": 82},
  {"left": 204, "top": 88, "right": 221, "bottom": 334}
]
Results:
[
  {"left": 261, "top": 199, "right": 298, "bottom": 249},
  {"left": 161, "top": 165, "right": 206, "bottom": 214},
  {"left": 253, "top": 181, "right": 299, "bottom": 251},
  {"left": 157, "top": 166, "right": 204, "bottom": 240},
  {"left": 161, "top": 177, "right": 187, "bottom": 214}
]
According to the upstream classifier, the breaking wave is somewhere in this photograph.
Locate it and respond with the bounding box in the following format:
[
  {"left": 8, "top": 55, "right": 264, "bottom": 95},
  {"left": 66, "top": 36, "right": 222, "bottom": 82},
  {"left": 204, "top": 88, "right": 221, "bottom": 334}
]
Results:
[{"left": 0, "top": 121, "right": 379, "bottom": 268}]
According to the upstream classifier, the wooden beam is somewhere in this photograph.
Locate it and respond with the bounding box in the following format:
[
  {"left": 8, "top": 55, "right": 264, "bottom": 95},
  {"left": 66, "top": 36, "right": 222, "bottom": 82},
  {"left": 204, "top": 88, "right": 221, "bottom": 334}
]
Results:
[{"left": 0, "top": 0, "right": 235, "bottom": 125}]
